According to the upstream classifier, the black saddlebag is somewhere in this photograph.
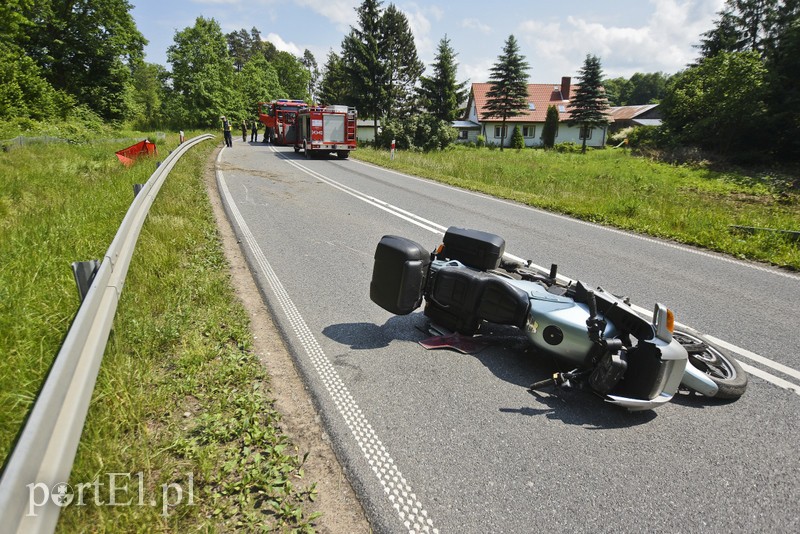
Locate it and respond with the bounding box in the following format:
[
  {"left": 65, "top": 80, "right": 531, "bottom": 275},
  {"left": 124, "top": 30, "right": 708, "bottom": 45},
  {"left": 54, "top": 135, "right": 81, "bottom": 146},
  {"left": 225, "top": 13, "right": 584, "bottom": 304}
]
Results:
[
  {"left": 370, "top": 235, "right": 431, "bottom": 315},
  {"left": 440, "top": 227, "right": 505, "bottom": 271}
]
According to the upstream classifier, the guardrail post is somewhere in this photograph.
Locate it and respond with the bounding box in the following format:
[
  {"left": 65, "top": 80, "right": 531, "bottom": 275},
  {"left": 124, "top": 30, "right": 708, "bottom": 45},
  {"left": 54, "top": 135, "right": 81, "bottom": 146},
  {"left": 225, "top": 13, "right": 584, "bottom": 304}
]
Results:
[{"left": 71, "top": 260, "right": 100, "bottom": 302}]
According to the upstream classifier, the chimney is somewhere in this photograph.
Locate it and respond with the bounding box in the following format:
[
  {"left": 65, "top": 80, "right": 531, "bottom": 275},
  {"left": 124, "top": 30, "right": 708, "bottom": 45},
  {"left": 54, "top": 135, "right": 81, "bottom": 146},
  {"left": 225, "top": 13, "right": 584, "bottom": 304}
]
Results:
[{"left": 561, "top": 76, "right": 571, "bottom": 101}]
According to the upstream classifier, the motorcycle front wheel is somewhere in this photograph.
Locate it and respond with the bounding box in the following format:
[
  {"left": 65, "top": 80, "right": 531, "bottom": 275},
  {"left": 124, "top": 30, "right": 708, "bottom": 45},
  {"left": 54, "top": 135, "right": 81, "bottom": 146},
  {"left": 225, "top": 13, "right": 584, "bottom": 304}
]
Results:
[{"left": 674, "top": 330, "right": 748, "bottom": 399}]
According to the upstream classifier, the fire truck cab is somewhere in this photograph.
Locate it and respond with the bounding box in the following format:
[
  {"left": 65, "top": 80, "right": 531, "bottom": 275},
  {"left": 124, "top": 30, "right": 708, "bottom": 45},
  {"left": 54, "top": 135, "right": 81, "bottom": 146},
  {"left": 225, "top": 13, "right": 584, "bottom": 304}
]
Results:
[
  {"left": 257, "top": 99, "right": 307, "bottom": 145},
  {"left": 295, "top": 105, "right": 358, "bottom": 159}
]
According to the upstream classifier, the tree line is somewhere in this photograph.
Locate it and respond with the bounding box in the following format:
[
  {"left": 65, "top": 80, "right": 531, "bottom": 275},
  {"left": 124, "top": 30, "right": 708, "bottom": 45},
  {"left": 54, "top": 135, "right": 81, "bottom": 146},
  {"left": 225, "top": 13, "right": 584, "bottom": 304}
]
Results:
[
  {"left": 2, "top": 0, "right": 797, "bottom": 161},
  {"left": 0, "top": 1, "right": 317, "bottom": 131},
  {"left": 660, "top": 0, "right": 800, "bottom": 161}
]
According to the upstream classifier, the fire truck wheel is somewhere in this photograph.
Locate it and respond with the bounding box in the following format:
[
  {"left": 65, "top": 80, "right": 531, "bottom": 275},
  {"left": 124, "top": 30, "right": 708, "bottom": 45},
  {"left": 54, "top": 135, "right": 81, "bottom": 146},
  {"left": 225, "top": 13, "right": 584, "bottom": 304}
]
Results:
[{"left": 337, "top": 151, "right": 349, "bottom": 159}]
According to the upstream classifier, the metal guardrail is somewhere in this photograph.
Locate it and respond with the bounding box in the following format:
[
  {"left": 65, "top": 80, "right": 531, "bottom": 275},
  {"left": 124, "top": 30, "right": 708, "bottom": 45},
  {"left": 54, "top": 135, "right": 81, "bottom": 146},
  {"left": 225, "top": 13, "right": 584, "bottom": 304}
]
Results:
[{"left": 0, "top": 134, "right": 214, "bottom": 532}]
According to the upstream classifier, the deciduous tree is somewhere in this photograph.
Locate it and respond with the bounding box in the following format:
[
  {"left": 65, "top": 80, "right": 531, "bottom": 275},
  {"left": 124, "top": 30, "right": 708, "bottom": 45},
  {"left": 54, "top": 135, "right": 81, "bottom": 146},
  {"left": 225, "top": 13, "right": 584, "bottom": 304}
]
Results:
[
  {"left": 167, "top": 16, "right": 234, "bottom": 127},
  {"left": 26, "top": 0, "right": 146, "bottom": 121},
  {"left": 661, "top": 51, "right": 769, "bottom": 154},
  {"left": 271, "top": 51, "right": 311, "bottom": 100}
]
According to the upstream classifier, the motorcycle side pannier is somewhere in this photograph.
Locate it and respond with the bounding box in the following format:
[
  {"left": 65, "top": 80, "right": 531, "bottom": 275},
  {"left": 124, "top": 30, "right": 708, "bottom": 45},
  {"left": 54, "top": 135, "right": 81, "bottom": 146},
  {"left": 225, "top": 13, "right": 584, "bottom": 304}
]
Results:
[
  {"left": 370, "top": 235, "right": 431, "bottom": 315},
  {"left": 441, "top": 227, "right": 505, "bottom": 271}
]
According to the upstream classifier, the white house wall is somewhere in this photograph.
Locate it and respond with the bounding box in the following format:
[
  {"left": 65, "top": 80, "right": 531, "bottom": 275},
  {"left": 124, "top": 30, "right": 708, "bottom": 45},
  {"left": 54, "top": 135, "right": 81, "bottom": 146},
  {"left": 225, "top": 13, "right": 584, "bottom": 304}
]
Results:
[{"left": 480, "top": 122, "right": 607, "bottom": 148}]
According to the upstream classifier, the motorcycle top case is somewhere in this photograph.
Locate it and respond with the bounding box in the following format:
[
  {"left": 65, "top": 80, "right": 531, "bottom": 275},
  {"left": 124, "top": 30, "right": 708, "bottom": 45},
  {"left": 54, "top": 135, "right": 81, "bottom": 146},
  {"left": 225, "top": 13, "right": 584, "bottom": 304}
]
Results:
[
  {"left": 370, "top": 235, "right": 431, "bottom": 315},
  {"left": 441, "top": 227, "right": 505, "bottom": 271}
]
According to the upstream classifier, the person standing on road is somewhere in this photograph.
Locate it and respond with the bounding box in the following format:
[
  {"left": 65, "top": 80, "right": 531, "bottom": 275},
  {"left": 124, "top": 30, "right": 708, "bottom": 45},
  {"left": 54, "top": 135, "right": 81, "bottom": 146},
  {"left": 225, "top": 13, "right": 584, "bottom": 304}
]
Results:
[
  {"left": 250, "top": 118, "right": 259, "bottom": 142},
  {"left": 221, "top": 116, "right": 233, "bottom": 147},
  {"left": 240, "top": 119, "right": 247, "bottom": 142}
]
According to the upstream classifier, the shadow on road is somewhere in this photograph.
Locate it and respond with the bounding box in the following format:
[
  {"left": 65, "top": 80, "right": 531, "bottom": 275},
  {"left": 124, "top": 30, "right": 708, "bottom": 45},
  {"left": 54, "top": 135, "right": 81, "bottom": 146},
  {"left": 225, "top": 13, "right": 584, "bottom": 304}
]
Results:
[
  {"left": 324, "top": 317, "right": 664, "bottom": 427},
  {"left": 322, "top": 313, "right": 428, "bottom": 350},
  {"left": 500, "top": 390, "right": 658, "bottom": 428}
]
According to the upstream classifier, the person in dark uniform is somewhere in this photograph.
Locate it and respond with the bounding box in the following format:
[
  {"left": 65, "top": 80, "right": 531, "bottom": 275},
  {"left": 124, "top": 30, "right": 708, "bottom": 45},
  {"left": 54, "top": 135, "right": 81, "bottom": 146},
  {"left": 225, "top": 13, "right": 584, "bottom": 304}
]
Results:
[
  {"left": 250, "top": 119, "right": 259, "bottom": 142},
  {"left": 221, "top": 116, "right": 232, "bottom": 147}
]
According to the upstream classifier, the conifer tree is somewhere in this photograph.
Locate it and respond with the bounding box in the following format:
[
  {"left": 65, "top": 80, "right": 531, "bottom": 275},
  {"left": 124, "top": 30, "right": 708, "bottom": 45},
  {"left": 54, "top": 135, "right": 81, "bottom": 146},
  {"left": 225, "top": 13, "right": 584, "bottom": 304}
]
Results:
[
  {"left": 541, "top": 104, "right": 559, "bottom": 149},
  {"left": 418, "top": 35, "right": 469, "bottom": 121},
  {"left": 569, "top": 54, "right": 609, "bottom": 154},
  {"left": 484, "top": 35, "right": 530, "bottom": 151},
  {"left": 342, "top": 0, "right": 386, "bottom": 137},
  {"left": 381, "top": 4, "right": 424, "bottom": 119},
  {"left": 318, "top": 50, "right": 352, "bottom": 106},
  {"left": 510, "top": 125, "right": 524, "bottom": 149}
]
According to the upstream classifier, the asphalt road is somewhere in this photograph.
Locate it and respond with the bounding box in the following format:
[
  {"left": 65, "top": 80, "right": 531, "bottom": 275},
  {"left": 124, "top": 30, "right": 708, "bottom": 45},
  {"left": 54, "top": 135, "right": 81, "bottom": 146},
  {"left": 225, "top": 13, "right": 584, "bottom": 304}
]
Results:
[{"left": 215, "top": 140, "right": 800, "bottom": 533}]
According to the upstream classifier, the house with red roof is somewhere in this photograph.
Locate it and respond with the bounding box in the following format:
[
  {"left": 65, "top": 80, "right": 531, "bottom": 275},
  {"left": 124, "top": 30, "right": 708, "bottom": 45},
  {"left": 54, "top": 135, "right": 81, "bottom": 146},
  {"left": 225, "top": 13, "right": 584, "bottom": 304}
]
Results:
[{"left": 456, "top": 77, "right": 609, "bottom": 148}]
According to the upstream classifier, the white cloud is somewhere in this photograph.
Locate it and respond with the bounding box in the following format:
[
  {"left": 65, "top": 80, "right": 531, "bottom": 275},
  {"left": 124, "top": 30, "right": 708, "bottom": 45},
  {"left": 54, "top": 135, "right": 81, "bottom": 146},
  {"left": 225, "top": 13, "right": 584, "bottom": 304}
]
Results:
[
  {"left": 514, "top": 0, "right": 726, "bottom": 81},
  {"left": 461, "top": 18, "right": 492, "bottom": 35},
  {"left": 266, "top": 32, "right": 304, "bottom": 56},
  {"left": 402, "top": 4, "right": 436, "bottom": 63},
  {"left": 295, "top": 0, "right": 359, "bottom": 29}
]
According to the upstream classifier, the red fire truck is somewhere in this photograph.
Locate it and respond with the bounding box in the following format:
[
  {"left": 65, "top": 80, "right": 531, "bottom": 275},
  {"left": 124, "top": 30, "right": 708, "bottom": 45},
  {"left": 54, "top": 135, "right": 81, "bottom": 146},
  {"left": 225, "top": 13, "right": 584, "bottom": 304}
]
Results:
[
  {"left": 294, "top": 105, "right": 358, "bottom": 159},
  {"left": 257, "top": 99, "right": 307, "bottom": 145}
]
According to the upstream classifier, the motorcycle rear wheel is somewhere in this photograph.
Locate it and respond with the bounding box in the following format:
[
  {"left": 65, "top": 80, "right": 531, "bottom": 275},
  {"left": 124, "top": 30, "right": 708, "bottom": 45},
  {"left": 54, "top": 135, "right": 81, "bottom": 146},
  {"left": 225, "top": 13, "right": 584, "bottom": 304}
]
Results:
[{"left": 674, "top": 330, "right": 748, "bottom": 399}]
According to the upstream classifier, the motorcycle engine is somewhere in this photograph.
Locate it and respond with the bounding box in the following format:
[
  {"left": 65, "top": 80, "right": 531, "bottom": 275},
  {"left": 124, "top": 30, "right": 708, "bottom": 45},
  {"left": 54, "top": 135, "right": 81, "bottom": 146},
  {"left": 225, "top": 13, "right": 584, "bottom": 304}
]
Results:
[{"left": 589, "top": 350, "right": 628, "bottom": 394}]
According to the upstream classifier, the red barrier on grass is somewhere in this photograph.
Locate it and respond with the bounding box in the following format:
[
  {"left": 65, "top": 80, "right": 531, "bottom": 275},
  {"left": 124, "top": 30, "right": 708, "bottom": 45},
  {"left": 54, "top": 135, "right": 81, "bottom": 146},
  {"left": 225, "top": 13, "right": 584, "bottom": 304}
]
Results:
[{"left": 115, "top": 140, "right": 157, "bottom": 167}]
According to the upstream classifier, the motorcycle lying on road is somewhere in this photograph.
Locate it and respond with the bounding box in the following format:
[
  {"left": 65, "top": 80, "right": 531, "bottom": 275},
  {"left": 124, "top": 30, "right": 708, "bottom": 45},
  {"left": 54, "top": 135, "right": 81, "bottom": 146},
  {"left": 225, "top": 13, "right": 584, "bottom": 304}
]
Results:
[{"left": 369, "top": 227, "right": 747, "bottom": 411}]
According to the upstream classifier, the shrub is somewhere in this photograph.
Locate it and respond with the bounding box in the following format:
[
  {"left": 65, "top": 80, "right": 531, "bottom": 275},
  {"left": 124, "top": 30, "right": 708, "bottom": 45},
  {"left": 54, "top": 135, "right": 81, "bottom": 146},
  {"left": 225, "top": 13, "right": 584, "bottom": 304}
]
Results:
[
  {"left": 476, "top": 135, "right": 486, "bottom": 148},
  {"left": 553, "top": 141, "right": 581, "bottom": 153},
  {"left": 377, "top": 113, "right": 458, "bottom": 151}
]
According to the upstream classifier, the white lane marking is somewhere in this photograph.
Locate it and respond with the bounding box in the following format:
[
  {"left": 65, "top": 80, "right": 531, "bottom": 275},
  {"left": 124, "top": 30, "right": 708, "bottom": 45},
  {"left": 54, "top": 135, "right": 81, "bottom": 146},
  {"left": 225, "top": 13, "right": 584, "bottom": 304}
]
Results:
[
  {"left": 739, "top": 362, "right": 800, "bottom": 395},
  {"left": 277, "top": 151, "right": 444, "bottom": 234},
  {"left": 272, "top": 148, "right": 800, "bottom": 396},
  {"left": 216, "top": 153, "right": 438, "bottom": 534},
  {"left": 351, "top": 159, "right": 800, "bottom": 281},
  {"left": 706, "top": 335, "right": 800, "bottom": 383}
]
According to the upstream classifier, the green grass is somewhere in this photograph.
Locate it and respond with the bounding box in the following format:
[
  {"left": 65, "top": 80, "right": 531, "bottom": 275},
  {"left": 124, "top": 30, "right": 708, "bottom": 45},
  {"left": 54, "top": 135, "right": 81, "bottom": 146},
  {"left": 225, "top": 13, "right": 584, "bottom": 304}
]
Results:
[
  {"left": 352, "top": 146, "right": 800, "bottom": 270},
  {"left": 0, "top": 133, "right": 318, "bottom": 531}
]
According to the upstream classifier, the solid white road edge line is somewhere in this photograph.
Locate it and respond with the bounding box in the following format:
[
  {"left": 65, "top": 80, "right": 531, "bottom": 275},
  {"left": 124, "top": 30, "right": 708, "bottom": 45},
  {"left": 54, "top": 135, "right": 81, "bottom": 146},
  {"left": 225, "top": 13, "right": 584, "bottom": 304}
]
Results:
[{"left": 217, "top": 151, "right": 438, "bottom": 534}]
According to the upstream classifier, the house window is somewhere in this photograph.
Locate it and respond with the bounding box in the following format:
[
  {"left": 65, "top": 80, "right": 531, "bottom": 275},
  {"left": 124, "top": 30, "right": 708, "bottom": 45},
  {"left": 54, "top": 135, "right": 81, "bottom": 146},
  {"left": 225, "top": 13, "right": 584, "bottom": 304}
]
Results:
[
  {"left": 580, "top": 126, "right": 593, "bottom": 140},
  {"left": 528, "top": 103, "right": 536, "bottom": 111},
  {"left": 522, "top": 125, "right": 535, "bottom": 138},
  {"left": 558, "top": 105, "right": 566, "bottom": 112},
  {"left": 493, "top": 126, "right": 504, "bottom": 138},
  {"left": 458, "top": 130, "right": 468, "bottom": 140}
]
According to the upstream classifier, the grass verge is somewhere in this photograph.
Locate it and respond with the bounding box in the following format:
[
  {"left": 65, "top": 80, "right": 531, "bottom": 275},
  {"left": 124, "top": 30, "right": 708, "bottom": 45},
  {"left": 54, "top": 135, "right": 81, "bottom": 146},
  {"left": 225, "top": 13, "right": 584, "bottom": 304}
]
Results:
[
  {"left": 352, "top": 146, "right": 799, "bottom": 270},
  {"left": 0, "top": 133, "right": 318, "bottom": 531}
]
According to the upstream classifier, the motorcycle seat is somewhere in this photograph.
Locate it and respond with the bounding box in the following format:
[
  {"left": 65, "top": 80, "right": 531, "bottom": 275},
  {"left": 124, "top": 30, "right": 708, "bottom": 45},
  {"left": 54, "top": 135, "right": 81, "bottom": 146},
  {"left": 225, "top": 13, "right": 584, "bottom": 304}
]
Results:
[
  {"left": 427, "top": 266, "right": 531, "bottom": 333},
  {"left": 478, "top": 277, "right": 531, "bottom": 329}
]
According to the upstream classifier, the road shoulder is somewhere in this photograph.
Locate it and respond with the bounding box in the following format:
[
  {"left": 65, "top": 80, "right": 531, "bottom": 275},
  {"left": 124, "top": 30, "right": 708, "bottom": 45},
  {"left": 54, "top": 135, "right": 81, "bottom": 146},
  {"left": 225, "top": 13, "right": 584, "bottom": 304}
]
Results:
[{"left": 204, "top": 146, "right": 371, "bottom": 533}]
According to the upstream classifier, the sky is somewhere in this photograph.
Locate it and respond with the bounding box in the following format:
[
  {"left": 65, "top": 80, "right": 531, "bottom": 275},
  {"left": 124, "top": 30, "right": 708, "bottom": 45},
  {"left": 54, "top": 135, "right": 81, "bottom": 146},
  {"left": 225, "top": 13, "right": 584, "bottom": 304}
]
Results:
[{"left": 130, "top": 0, "right": 726, "bottom": 84}]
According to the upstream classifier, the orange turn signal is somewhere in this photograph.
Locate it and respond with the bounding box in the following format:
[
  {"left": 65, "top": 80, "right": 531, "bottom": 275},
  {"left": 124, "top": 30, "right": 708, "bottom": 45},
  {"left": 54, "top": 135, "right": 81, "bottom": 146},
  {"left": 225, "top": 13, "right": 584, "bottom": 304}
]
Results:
[{"left": 666, "top": 309, "right": 675, "bottom": 333}]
